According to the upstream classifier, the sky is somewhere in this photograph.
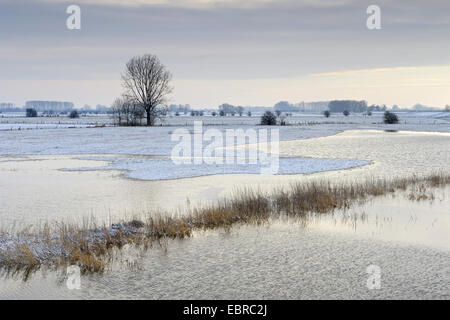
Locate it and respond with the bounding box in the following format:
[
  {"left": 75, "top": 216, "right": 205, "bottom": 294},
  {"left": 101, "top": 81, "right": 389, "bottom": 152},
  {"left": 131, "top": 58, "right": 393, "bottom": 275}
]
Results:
[{"left": 0, "top": 0, "right": 449, "bottom": 109}]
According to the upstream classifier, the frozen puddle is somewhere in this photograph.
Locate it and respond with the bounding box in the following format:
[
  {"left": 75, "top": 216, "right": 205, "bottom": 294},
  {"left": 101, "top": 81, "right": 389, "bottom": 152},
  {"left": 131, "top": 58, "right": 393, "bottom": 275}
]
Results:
[{"left": 64, "top": 154, "right": 370, "bottom": 181}]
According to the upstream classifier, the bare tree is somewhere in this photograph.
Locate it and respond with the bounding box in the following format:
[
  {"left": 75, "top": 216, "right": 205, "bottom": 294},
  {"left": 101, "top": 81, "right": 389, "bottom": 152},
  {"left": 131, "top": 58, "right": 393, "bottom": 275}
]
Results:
[
  {"left": 112, "top": 95, "right": 145, "bottom": 126},
  {"left": 112, "top": 97, "right": 125, "bottom": 125},
  {"left": 121, "top": 54, "right": 172, "bottom": 126}
]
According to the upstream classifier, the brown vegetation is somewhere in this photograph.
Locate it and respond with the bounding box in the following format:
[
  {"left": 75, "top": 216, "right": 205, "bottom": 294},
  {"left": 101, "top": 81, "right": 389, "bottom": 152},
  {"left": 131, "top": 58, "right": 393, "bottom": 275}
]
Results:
[{"left": 1, "top": 172, "right": 449, "bottom": 278}]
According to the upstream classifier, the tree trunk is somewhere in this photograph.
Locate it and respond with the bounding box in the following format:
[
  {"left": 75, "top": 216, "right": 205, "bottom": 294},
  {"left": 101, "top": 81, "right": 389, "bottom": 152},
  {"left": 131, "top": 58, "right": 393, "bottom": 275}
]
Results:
[{"left": 146, "top": 111, "right": 151, "bottom": 126}]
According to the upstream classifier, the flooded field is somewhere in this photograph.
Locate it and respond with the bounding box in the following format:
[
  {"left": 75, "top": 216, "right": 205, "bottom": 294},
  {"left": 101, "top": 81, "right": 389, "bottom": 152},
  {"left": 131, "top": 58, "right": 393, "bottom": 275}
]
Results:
[
  {"left": 0, "top": 127, "right": 449, "bottom": 299},
  {"left": 1, "top": 199, "right": 449, "bottom": 299},
  {"left": 1, "top": 130, "right": 448, "bottom": 224}
]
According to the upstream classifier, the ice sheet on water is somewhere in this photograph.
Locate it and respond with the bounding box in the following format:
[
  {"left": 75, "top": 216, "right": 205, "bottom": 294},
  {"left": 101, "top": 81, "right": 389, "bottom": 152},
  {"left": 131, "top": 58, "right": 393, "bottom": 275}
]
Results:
[{"left": 65, "top": 155, "right": 370, "bottom": 181}]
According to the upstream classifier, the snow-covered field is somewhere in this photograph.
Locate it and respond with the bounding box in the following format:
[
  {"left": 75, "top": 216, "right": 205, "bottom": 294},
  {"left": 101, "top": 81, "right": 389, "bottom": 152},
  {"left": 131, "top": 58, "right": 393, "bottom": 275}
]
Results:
[
  {"left": 65, "top": 155, "right": 369, "bottom": 181},
  {"left": 1, "top": 110, "right": 449, "bottom": 130},
  {"left": 0, "top": 112, "right": 449, "bottom": 180},
  {"left": 0, "top": 114, "right": 113, "bottom": 131}
]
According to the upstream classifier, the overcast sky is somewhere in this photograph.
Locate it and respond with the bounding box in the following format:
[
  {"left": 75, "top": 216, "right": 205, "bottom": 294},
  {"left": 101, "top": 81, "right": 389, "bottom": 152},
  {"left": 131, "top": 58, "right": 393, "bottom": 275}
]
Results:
[{"left": 1, "top": 0, "right": 449, "bottom": 108}]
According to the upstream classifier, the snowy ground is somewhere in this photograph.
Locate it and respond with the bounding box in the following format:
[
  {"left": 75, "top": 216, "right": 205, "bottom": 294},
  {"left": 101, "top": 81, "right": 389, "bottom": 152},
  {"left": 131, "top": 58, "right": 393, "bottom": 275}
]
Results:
[
  {"left": 0, "top": 112, "right": 449, "bottom": 180},
  {"left": 64, "top": 155, "right": 369, "bottom": 181},
  {"left": 1, "top": 110, "right": 449, "bottom": 130},
  {"left": 0, "top": 114, "right": 113, "bottom": 131}
]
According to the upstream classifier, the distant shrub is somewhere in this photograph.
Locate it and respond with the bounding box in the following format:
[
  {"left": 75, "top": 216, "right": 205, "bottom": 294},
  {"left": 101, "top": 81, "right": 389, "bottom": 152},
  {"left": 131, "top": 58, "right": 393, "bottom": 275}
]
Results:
[
  {"left": 343, "top": 110, "right": 350, "bottom": 116},
  {"left": 275, "top": 110, "right": 282, "bottom": 117},
  {"left": 260, "top": 111, "right": 277, "bottom": 125},
  {"left": 247, "top": 111, "right": 252, "bottom": 117},
  {"left": 367, "top": 111, "right": 372, "bottom": 116},
  {"left": 69, "top": 110, "right": 80, "bottom": 119},
  {"left": 324, "top": 110, "right": 330, "bottom": 118},
  {"left": 383, "top": 111, "right": 399, "bottom": 124},
  {"left": 26, "top": 108, "right": 37, "bottom": 117},
  {"left": 219, "top": 110, "right": 225, "bottom": 117},
  {"left": 211, "top": 111, "right": 217, "bottom": 116}
]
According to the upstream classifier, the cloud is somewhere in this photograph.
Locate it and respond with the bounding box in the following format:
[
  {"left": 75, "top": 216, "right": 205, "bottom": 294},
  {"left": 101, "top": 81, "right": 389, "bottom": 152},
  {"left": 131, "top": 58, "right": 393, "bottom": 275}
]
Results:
[
  {"left": 1, "top": 0, "right": 449, "bottom": 107},
  {"left": 3, "top": 63, "right": 449, "bottom": 108},
  {"left": 310, "top": 64, "right": 450, "bottom": 77}
]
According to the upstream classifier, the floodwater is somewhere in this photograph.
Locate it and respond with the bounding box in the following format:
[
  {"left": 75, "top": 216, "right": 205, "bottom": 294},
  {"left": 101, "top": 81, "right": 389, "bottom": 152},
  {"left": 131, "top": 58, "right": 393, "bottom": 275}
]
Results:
[
  {"left": 0, "top": 130, "right": 449, "bottom": 299},
  {"left": 1, "top": 130, "right": 449, "bottom": 225},
  {"left": 1, "top": 212, "right": 449, "bottom": 299},
  {"left": 311, "top": 187, "right": 450, "bottom": 251}
]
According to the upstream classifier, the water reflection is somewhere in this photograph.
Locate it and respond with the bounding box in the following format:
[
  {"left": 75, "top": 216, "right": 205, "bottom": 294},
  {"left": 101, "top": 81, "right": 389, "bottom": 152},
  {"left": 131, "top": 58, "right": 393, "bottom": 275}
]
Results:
[{"left": 310, "top": 187, "right": 450, "bottom": 250}]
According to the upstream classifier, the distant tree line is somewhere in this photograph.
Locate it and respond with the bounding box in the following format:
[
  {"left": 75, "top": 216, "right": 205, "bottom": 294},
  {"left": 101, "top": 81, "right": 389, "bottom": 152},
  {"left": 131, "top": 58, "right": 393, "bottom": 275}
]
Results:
[
  {"left": 218, "top": 103, "right": 245, "bottom": 116},
  {"left": 367, "top": 104, "right": 388, "bottom": 112},
  {"left": 328, "top": 100, "right": 368, "bottom": 113},
  {"left": 169, "top": 104, "right": 191, "bottom": 115},
  {"left": 190, "top": 110, "right": 204, "bottom": 116},
  {"left": 25, "top": 101, "right": 74, "bottom": 113}
]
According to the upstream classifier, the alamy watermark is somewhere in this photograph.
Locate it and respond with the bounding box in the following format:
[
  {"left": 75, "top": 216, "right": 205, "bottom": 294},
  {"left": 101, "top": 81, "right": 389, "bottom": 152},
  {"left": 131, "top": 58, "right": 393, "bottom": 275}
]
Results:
[
  {"left": 367, "top": 5, "right": 381, "bottom": 30},
  {"left": 66, "top": 5, "right": 81, "bottom": 30},
  {"left": 66, "top": 265, "right": 81, "bottom": 290},
  {"left": 65, "top": 5, "right": 379, "bottom": 31},
  {"left": 170, "top": 121, "right": 280, "bottom": 175},
  {"left": 366, "top": 264, "right": 381, "bottom": 290}
]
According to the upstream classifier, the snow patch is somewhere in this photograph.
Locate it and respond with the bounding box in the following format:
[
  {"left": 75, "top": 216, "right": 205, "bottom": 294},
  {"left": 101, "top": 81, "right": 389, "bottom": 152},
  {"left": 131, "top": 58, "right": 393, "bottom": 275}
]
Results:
[{"left": 64, "top": 155, "right": 371, "bottom": 181}]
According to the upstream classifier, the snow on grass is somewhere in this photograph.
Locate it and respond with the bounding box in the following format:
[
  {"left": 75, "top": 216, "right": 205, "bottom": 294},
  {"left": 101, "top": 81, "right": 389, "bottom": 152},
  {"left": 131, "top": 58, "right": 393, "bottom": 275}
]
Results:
[{"left": 0, "top": 123, "right": 99, "bottom": 131}]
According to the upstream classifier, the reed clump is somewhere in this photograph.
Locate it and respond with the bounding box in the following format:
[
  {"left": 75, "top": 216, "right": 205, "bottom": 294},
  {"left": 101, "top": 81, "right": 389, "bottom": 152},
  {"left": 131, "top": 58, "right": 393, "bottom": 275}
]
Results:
[{"left": 0, "top": 172, "right": 449, "bottom": 278}]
